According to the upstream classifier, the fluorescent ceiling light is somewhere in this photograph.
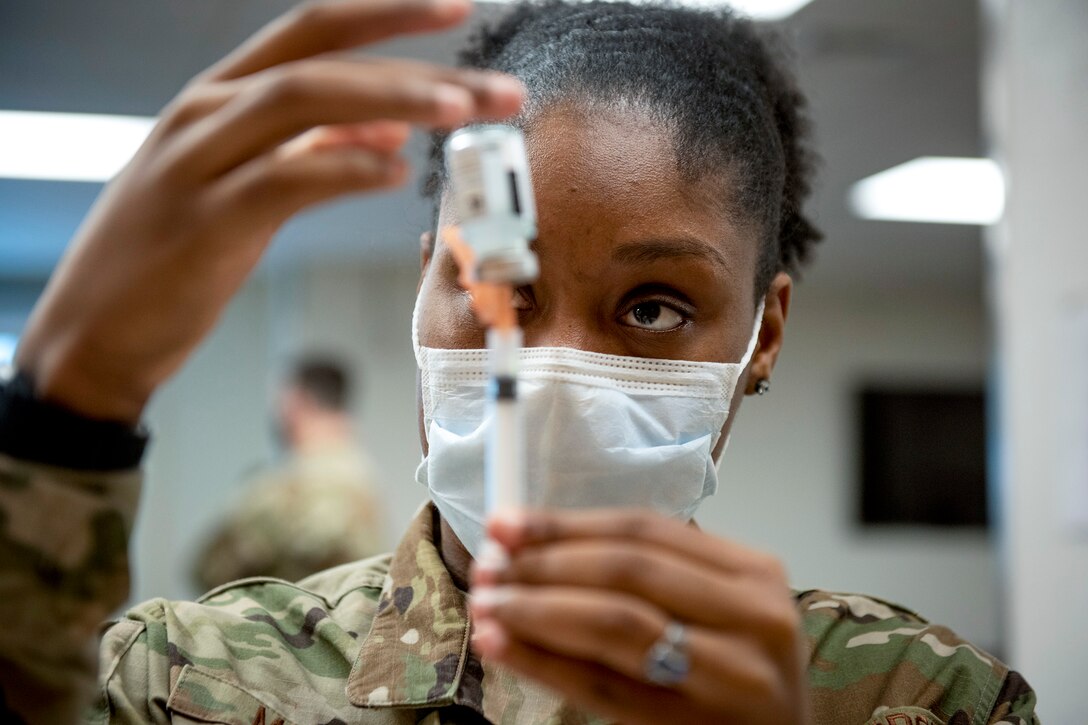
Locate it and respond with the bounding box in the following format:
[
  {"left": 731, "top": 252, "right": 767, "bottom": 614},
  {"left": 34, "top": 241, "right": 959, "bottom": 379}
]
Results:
[
  {"left": 0, "top": 334, "right": 18, "bottom": 368},
  {"left": 685, "top": 0, "right": 815, "bottom": 20},
  {"left": 849, "top": 157, "right": 1005, "bottom": 225},
  {"left": 0, "top": 110, "right": 155, "bottom": 183},
  {"left": 482, "top": 0, "right": 815, "bottom": 21}
]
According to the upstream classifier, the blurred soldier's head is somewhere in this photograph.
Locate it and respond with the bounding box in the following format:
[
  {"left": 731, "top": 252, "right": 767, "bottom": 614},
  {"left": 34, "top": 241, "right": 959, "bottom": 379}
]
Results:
[{"left": 275, "top": 356, "right": 356, "bottom": 452}]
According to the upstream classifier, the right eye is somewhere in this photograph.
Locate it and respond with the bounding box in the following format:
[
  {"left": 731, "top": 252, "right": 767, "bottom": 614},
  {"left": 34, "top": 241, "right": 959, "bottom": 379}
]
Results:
[{"left": 620, "top": 300, "right": 687, "bottom": 332}]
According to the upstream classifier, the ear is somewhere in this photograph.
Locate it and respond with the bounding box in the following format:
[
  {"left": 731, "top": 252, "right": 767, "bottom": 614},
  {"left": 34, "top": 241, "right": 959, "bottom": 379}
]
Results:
[
  {"left": 746, "top": 271, "right": 792, "bottom": 395},
  {"left": 418, "top": 231, "right": 435, "bottom": 293}
]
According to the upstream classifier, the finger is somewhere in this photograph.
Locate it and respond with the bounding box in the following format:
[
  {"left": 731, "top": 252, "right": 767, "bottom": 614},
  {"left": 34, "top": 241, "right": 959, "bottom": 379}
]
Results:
[
  {"left": 349, "top": 55, "right": 527, "bottom": 117},
  {"left": 209, "top": 145, "right": 408, "bottom": 232},
  {"left": 278, "top": 120, "right": 412, "bottom": 157},
  {"left": 471, "top": 586, "right": 791, "bottom": 717},
  {"left": 470, "top": 618, "right": 715, "bottom": 725},
  {"left": 174, "top": 59, "right": 522, "bottom": 177},
  {"left": 488, "top": 508, "right": 786, "bottom": 580},
  {"left": 472, "top": 585, "right": 662, "bottom": 680},
  {"left": 204, "top": 0, "right": 474, "bottom": 82},
  {"left": 482, "top": 539, "right": 792, "bottom": 632},
  {"left": 162, "top": 56, "right": 522, "bottom": 139}
]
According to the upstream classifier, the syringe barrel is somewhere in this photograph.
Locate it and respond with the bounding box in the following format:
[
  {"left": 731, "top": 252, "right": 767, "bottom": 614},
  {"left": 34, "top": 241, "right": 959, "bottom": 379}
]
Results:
[
  {"left": 485, "top": 327, "right": 524, "bottom": 513},
  {"left": 444, "top": 125, "right": 539, "bottom": 285}
]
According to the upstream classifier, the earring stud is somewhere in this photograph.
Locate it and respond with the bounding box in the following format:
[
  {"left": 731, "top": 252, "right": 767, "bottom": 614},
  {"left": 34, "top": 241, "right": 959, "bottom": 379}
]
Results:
[{"left": 755, "top": 379, "right": 771, "bottom": 395}]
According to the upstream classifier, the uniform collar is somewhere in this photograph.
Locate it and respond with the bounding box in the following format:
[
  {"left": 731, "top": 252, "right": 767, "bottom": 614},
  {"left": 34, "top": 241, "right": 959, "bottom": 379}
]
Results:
[
  {"left": 346, "top": 504, "right": 475, "bottom": 709},
  {"left": 346, "top": 503, "right": 603, "bottom": 723}
]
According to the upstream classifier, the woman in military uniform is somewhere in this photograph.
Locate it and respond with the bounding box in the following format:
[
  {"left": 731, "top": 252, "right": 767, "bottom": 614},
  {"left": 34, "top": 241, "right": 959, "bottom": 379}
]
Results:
[{"left": 0, "top": 1, "right": 1036, "bottom": 723}]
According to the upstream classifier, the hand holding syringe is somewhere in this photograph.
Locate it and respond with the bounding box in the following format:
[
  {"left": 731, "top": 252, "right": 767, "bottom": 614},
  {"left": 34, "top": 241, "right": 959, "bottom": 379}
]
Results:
[{"left": 442, "top": 125, "right": 538, "bottom": 569}]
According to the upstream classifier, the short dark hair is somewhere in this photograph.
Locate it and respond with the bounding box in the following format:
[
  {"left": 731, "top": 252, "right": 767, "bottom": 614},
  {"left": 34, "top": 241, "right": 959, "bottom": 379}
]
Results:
[
  {"left": 290, "top": 357, "right": 351, "bottom": 411},
  {"left": 423, "top": 0, "right": 822, "bottom": 299}
]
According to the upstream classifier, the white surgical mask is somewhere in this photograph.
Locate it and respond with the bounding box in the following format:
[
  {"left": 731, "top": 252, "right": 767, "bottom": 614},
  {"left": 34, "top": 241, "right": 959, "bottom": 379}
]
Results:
[{"left": 413, "top": 298, "right": 764, "bottom": 557}]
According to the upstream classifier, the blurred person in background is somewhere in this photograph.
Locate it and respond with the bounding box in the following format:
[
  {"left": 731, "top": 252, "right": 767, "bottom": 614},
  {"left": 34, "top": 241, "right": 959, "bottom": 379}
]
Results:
[{"left": 192, "top": 356, "right": 384, "bottom": 590}]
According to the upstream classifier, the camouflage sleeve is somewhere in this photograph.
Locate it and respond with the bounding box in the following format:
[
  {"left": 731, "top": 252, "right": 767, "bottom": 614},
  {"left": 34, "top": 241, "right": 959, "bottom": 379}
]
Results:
[
  {"left": 0, "top": 453, "right": 140, "bottom": 724},
  {"left": 798, "top": 590, "right": 1040, "bottom": 725},
  {"left": 90, "top": 602, "right": 175, "bottom": 724},
  {"left": 986, "top": 668, "right": 1039, "bottom": 725}
]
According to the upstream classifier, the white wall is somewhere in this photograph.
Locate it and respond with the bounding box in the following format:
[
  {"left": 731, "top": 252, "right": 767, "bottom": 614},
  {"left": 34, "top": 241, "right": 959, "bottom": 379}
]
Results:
[
  {"left": 984, "top": 0, "right": 1088, "bottom": 719},
  {"left": 705, "top": 287, "right": 998, "bottom": 652},
  {"left": 135, "top": 280, "right": 275, "bottom": 602},
  {"left": 132, "top": 262, "right": 429, "bottom": 603},
  {"left": 133, "top": 262, "right": 998, "bottom": 657}
]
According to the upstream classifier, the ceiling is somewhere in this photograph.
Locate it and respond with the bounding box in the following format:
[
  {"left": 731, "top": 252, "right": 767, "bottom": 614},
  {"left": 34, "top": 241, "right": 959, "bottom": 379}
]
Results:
[{"left": 0, "top": 0, "right": 984, "bottom": 297}]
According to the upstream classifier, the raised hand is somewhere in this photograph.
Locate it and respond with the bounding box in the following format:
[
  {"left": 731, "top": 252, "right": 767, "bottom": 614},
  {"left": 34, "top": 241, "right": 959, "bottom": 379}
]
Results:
[{"left": 15, "top": 0, "right": 524, "bottom": 424}]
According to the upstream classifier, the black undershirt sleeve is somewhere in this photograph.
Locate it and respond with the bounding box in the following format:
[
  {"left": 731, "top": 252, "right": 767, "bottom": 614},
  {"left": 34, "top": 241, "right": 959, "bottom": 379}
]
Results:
[{"left": 0, "top": 370, "right": 148, "bottom": 471}]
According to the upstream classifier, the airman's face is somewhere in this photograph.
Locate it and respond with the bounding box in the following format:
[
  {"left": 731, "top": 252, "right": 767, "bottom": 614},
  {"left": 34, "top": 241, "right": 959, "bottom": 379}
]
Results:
[{"left": 416, "top": 103, "right": 790, "bottom": 456}]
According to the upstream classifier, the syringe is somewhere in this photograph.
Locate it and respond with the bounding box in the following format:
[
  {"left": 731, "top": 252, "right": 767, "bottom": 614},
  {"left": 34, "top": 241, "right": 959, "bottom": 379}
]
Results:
[{"left": 442, "top": 125, "right": 538, "bottom": 548}]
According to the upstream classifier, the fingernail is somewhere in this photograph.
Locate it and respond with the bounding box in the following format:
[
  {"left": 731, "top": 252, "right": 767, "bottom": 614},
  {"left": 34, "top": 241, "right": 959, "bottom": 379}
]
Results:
[
  {"left": 382, "top": 157, "right": 408, "bottom": 180},
  {"left": 475, "top": 539, "right": 510, "bottom": 574},
  {"left": 433, "top": 0, "right": 472, "bottom": 21},
  {"left": 490, "top": 508, "right": 526, "bottom": 532},
  {"left": 471, "top": 619, "right": 508, "bottom": 656},
  {"left": 485, "top": 74, "right": 525, "bottom": 101},
  {"left": 435, "top": 84, "right": 472, "bottom": 124},
  {"left": 469, "top": 586, "right": 512, "bottom": 615}
]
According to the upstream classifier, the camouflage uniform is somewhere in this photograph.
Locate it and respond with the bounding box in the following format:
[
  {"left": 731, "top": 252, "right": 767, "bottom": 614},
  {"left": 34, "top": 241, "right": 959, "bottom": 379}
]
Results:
[
  {"left": 0, "top": 453, "right": 1037, "bottom": 724},
  {"left": 193, "top": 445, "right": 384, "bottom": 591}
]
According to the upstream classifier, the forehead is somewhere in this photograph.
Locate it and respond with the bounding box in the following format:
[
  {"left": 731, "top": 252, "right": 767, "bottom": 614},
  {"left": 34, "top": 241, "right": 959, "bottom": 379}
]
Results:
[{"left": 519, "top": 103, "right": 757, "bottom": 279}]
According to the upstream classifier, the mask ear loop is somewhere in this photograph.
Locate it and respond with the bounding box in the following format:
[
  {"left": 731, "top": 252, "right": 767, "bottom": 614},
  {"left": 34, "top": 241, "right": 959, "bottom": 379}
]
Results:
[
  {"left": 738, "top": 299, "right": 767, "bottom": 371},
  {"left": 412, "top": 292, "right": 437, "bottom": 448},
  {"left": 713, "top": 299, "right": 767, "bottom": 470},
  {"left": 411, "top": 291, "right": 424, "bottom": 363}
]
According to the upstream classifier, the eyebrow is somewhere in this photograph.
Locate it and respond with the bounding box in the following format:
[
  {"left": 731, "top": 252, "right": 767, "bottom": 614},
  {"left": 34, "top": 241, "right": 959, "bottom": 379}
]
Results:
[{"left": 611, "top": 236, "right": 731, "bottom": 274}]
